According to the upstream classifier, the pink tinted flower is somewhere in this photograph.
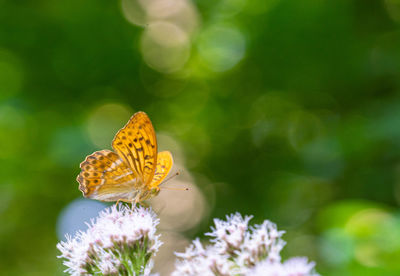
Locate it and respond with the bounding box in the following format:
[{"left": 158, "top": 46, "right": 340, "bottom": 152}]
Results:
[
  {"left": 57, "top": 204, "right": 161, "bottom": 275},
  {"left": 173, "top": 213, "right": 319, "bottom": 276}
]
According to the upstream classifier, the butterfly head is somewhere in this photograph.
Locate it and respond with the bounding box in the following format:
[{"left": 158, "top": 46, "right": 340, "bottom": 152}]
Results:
[
  {"left": 151, "top": 186, "right": 160, "bottom": 197},
  {"left": 137, "top": 186, "right": 160, "bottom": 202}
]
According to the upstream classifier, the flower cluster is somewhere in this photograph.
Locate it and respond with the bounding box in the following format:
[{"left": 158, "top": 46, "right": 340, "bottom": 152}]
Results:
[
  {"left": 57, "top": 206, "right": 318, "bottom": 276},
  {"left": 57, "top": 204, "right": 161, "bottom": 276},
  {"left": 172, "top": 213, "right": 318, "bottom": 276}
]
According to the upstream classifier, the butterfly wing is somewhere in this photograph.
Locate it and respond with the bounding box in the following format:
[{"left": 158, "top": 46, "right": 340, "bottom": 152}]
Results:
[
  {"left": 112, "top": 112, "right": 158, "bottom": 186},
  {"left": 150, "top": 151, "right": 174, "bottom": 188},
  {"left": 77, "top": 150, "right": 140, "bottom": 202}
]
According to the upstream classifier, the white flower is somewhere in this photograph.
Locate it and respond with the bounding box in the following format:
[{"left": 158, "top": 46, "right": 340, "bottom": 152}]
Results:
[
  {"left": 173, "top": 245, "right": 232, "bottom": 276},
  {"left": 173, "top": 213, "right": 319, "bottom": 276},
  {"left": 57, "top": 204, "right": 161, "bottom": 275},
  {"left": 57, "top": 231, "right": 95, "bottom": 275},
  {"left": 97, "top": 250, "right": 122, "bottom": 275},
  {"left": 245, "top": 260, "right": 285, "bottom": 276},
  {"left": 245, "top": 257, "right": 318, "bottom": 276},
  {"left": 89, "top": 204, "right": 161, "bottom": 252},
  {"left": 206, "top": 213, "right": 253, "bottom": 255},
  {"left": 283, "top": 257, "right": 318, "bottom": 276},
  {"left": 238, "top": 220, "right": 286, "bottom": 267},
  {"left": 174, "top": 238, "right": 206, "bottom": 260}
]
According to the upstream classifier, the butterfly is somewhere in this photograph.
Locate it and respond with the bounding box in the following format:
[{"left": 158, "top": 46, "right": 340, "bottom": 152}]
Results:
[{"left": 77, "top": 111, "right": 173, "bottom": 205}]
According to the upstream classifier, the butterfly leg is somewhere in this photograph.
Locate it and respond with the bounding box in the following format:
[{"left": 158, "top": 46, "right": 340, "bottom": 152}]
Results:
[
  {"left": 116, "top": 199, "right": 122, "bottom": 207},
  {"left": 131, "top": 196, "right": 139, "bottom": 210}
]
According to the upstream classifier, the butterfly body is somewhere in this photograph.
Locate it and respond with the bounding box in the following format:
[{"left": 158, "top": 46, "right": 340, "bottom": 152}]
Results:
[{"left": 77, "top": 111, "right": 173, "bottom": 204}]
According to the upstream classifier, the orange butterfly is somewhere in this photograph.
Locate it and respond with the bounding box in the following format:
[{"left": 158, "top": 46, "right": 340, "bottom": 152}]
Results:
[{"left": 77, "top": 111, "right": 173, "bottom": 205}]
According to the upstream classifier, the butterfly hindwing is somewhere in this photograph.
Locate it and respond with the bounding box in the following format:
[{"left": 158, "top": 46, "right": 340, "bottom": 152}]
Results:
[
  {"left": 150, "top": 151, "right": 174, "bottom": 188},
  {"left": 77, "top": 150, "right": 139, "bottom": 202},
  {"left": 112, "top": 112, "right": 158, "bottom": 186}
]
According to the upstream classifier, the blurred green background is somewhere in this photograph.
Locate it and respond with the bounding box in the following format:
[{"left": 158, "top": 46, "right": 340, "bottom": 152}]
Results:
[{"left": 2, "top": 0, "right": 400, "bottom": 275}]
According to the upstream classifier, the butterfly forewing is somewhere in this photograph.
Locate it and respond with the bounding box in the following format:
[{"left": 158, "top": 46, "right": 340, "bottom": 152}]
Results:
[
  {"left": 112, "top": 112, "right": 158, "bottom": 185},
  {"left": 150, "top": 151, "right": 174, "bottom": 188},
  {"left": 77, "top": 150, "right": 139, "bottom": 201}
]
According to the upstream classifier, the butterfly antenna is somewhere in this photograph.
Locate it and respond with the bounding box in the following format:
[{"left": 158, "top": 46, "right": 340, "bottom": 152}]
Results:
[
  {"left": 161, "top": 186, "right": 189, "bottom": 191},
  {"left": 159, "top": 171, "right": 180, "bottom": 186},
  {"left": 159, "top": 170, "right": 189, "bottom": 191}
]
